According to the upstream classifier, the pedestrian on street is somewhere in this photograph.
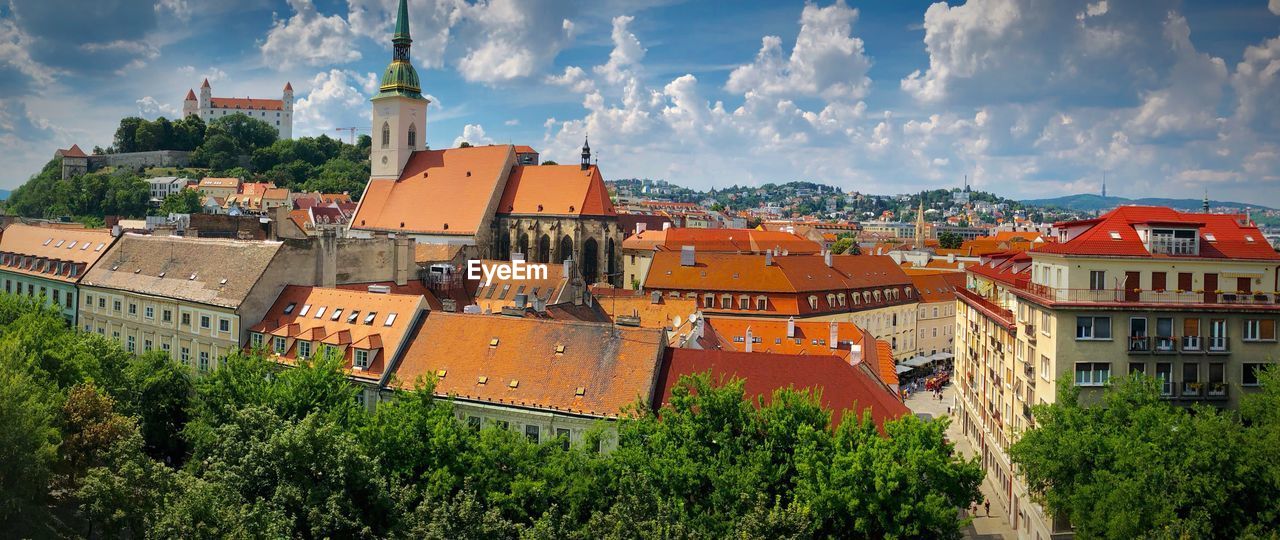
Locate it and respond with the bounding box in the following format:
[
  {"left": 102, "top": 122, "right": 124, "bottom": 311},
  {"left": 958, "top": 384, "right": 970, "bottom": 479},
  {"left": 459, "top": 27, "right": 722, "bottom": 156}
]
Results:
[{"left": 984, "top": 499, "right": 990, "bottom": 517}]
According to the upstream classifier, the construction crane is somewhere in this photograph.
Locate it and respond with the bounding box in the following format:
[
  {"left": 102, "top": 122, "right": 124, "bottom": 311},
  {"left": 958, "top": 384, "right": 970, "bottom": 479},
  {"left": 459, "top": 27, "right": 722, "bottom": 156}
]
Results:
[{"left": 333, "top": 127, "right": 369, "bottom": 144}]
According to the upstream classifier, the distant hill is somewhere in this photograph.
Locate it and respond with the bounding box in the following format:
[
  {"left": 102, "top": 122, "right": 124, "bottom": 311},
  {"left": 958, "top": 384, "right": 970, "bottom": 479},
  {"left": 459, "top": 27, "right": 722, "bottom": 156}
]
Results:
[{"left": 1021, "top": 193, "right": 1273, "bottom": 212}]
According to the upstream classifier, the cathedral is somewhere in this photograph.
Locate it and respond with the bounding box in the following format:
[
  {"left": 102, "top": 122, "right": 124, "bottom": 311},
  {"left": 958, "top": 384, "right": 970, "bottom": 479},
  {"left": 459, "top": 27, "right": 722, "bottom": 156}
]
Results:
[{"left": 347, "top": 0, "right": 621, "bottom": 285}]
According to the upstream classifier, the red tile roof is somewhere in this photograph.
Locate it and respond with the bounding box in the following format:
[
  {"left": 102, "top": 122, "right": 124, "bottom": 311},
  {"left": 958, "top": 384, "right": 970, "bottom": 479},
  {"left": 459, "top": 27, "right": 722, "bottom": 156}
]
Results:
[
  {"left": 392, "top": 313, "right": 666, "bottom": 418},
  {"left": 249, "top": 286, "right": 427, "bottom": 383},
  {"left": 620, "top": 228, "right": 667, "bottom": 250},
  {"left": 697, "top": 317, "right": 898, "bottom": 387},
  {"left": 1036, "top": 206, "right": 1280, "bottom": 260},
  {"left": 284, "top": 81, "right": 293, "bottom": 91},
  {"left": 209, "top": 97, "right": 284, "bottom": 111},
  {"left": 657, "top": 228, "right": 821, "bottom": 254},
  {"left": 644, "top": 252, "right": 913, "bottom": 294},
  {"left": 185, "top": 89, "right": 197, "bottom": 101},
  {"left": 352, "top": 145, "right": 514, "bottom": 235},
  {"left": 58, "top": 144, "right": 88, "bottom": 158},
  {"left": 909, "top": 272, "right": 966, "bottom": 304},
  {"left": 655, "top": 348, "right": 910, "bottom": 430},
  {"left": 514, "top": 145, "right": 537, "bottom": 154},
  {"left": 497, "top": 165, "right": 616, "bottom": 217}
]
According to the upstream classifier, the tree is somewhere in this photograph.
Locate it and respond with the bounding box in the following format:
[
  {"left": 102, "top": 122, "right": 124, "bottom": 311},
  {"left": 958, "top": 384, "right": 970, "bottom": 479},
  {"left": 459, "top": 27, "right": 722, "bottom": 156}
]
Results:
[
  {"left": 75, "top": 425, "right": 174, "bottom": 538},
  {"left": 1010, "top": 376, "right": 1266, "bottom": 539},
  {"left": 113, "top": 117, "right": 146, "bottom": 153},
  {"left": 831, "top": 237, "right": 855, "bottom": 254},
  {"left": 121, "top": 351, "right": 193, "bottom": 463},
  {"left": 172, "top": 115, "right": 206, "bottom": 151},
  {"left": 541, "top": 160, "right": 558, "bottom": 165},
  {"left": 459, "top": 141, "right": 473, "bottom": 148},
  {"left": 0, "top": 363, "right": 60, "bottom": 523},
  {"left": 938, "top": 231, "right": 963, "bottom": 249},
  {"left": 204, "top": 113, "right": 278, "bottom": 155},
  {"left": 191, "top": 133, "right": 240, "bottom": 172},
  {"left": 159, "top": 187, "right": 203, "bottom": 215}
]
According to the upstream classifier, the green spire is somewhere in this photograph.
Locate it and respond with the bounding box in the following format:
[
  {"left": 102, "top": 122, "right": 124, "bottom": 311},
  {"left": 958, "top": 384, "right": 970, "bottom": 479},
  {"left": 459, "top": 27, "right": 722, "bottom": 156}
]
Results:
[
  {"left": 375, "top": 0, "right": 426, "bottom": 101},
  {"left": 393, "top": 0, "right": 410, "bottom": 43}
]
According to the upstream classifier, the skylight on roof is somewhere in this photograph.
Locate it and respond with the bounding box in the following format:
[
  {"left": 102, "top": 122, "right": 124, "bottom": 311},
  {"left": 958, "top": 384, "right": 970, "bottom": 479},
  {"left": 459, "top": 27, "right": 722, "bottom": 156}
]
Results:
[
  {"left": 80, "top": 243, "right": 89, "bottom": 250},
  {"left": 1245, "top": 235, "right": 1255, "bottom": 243},
  {"left": 1108, "top": 231, "right": 1122, "bottom": 240},
  {"left": 347, "top": 310, "right": 360, "bottom": 323},
  {"left": 96, "top": 243, "right": 105, "bottom": 251},
  {"left": 42, "top": 238, "right": 51, "bottom": 246},
  {"left": 1205, "top": 233, "right": 1217, "bottom": 241},
  {"left": 299, "top": 304, "right": 311, "bottom": 317},
  {"left": 67, "top": 241, "right": 76, "bottom": 249},
  {"left": 384, "top": 313, "right": 396, "bottom": 326},
  {"left": 314, "top": 307, "right": 326, "bottom": 319},
  {"left": 284, "top": 302, "right": 297, "bottom": 314},
  {"left": 364, "top": 311, "right": 376, "bottom": 325},
  {"left": 54, "top": 240, "right": 64, "bottom": 247},
  {"left": 331, "top": 308, "right": 342, "bottom": 321}
]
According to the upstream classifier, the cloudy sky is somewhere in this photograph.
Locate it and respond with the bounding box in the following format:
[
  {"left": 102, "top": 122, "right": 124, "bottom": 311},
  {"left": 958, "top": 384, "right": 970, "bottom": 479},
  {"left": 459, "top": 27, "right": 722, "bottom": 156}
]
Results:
[{"left": 2, "top": 0, "right": 1279, "bottom": 205}]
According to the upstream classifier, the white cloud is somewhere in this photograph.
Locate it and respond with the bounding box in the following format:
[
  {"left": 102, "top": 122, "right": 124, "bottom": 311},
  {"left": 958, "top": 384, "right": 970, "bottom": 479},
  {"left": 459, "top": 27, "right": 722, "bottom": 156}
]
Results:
[
  {"left": 1232, "top": 36, "right": 1280, "bottom": 136},
  {"left": 1271, "top": 0, "right": 1280, "bottom": 16},
  {"left": 155, "top": 0, "right": 191, "bottom": 21},
  {"left": 261, "top": 0, "right": 362, "bottom": 69},
  {"left": 1126, "top": 14, "right": 1227, "bottom": 140},
  {"left": 0, "top": 16, "right": 55, "bottom": 90},
  {"left": 454, "top": 0, "right": 576, "bottom": 83},
  {"left": 546, "top": 66, "right": 596, "bottom": 94},
  {"left": 504, "top": 118, "right": 520, "bottom": 126},
  {"left": 347, "top": 0, "right": 462, "bottom": 70},
  {"left": 726, "top": 0, "right": 871, "bottom": 101},
  {"left": 135, "top": 96, "right": 178, "bottom": 119},
  {"left": 293, "top": 69, "right": 376, "bottom": 137},
  {"left": 594, "top": 15, "right": 645, "bottom": 84},
  {"left": 454, "top": 123, "right": 494, "bottom": 146}
]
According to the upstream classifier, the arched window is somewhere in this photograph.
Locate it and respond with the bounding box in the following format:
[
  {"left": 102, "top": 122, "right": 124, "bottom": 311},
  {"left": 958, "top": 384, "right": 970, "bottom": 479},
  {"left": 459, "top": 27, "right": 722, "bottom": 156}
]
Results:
[
  {"left": 807, "top": 295, "right": 818, "bottom": 310},
  {"left": 407, "top": 123, "right": 417, "bottom": 148},
  {"left": 381, "top": 122, "right": 390, "bottom": 149}
]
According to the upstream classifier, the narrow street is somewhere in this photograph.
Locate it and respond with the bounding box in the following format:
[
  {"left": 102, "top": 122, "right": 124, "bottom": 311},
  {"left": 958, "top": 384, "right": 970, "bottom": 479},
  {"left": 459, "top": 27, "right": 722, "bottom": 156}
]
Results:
[{"left": 904, "top": 384, "right": 1016, "bottom": 540}]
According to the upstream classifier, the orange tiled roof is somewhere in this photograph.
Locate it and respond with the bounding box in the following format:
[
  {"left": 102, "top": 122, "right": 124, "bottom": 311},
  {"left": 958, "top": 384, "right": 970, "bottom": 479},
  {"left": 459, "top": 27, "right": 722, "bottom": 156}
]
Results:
[
  {"left": 471, "top": 259, "right": 572, "bottom": 313},
  {"left": 352, "top": 145, "right": 514, "bottom": 235},
  {"left": 695, "top": 316, "right": 898, "bottom": 387},
  {"left": 392, "top": 313, "right": 666, "bottom": 418},
  {"left": 413, "top": 242, "right": 464, "bottom": 263},
  {"left": 621, "top": 228, "right": 668, "bottom": 250},
  {"left": 497, "top": 164, "right": 616, "bottom": 217},
  {"left": 514, "top": 145, "right": 537, "bottom": 154},
  {"left": 655, "top": 348, "right": 909, "bottom": 430},
  {"left": 262, "top": 188, "right": 290, "bottom": 200},
  {"left": 199, "top": 177, "right": 241, "bottom": 189},
  {"left": 209, "top": 97, "right": 284, "bottom": 111},
  {"left": 595, "top": 290, "right": 699, "bottom": 331},
  {"left": 249, "top": 286, "right": 427, "bottom": 383},
  {"left": 0, "top": 224, "right": 115, "bottom": 283},
  {"left": 659, "top": 228, "right": 821, "bottom": 254},
  {"left": 909, "top": 272, "right": 966, "bottom": 304},
  {"left": 644, "top": 252, "right": 913, "bottom": 294}
]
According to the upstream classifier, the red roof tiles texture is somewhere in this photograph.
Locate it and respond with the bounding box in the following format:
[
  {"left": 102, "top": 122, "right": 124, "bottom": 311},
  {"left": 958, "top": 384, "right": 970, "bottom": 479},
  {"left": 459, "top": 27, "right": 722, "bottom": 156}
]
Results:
[
  {"left": 497, "top": 165, "right": 616, "bottom": 217},
  {"left": 1036, "top": 206, "right": 1280, "bottom": 260},
  {"left": 352, "top": 145, "right": 514, "bottom": 235}
]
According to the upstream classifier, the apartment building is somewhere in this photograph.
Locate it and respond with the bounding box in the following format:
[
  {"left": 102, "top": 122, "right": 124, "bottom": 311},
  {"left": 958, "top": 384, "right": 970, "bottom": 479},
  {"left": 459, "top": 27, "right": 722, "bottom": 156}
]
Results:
[
  {"left": 910, "top": 272, "right": 965, "bottom": 357},
  {"left": 0, "top": 224, "right": 116, "bottom": 323},
  {"left": 643, "top": 250, "right": 920, "bottom": 359},
  {"left": 954, "top": 206, "right": 1280, "bottom": 539}
]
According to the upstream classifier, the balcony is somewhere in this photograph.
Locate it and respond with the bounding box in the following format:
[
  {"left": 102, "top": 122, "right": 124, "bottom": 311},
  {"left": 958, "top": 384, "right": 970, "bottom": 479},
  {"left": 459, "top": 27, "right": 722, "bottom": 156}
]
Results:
[
  {"left": 1205, "top": 382, "right": 1229, "bottom": 400},
  {"left": 1153, "top": 336, "right": 1176, "bottom": 353},
  {"left": 1208, "top": 336, "right": 1230, "bottom": 354},
  {"left": 1013, "top": 283, "right": 1280, "bottom": 309},
  {"left": 1024, "top": 363, "right": 1035, "bottom": 379},
  {"left": 1024, "top": 324, "right": 1037, "bottom": 343},
  {"left": 1181, "top": 336, "right": 1202, "bottom": 353},
  {"left": 1182, "top": 381, "right": 1202, "bottom": 397},
  {"left": 1127, "top": 336, "right": 1151, "bottom": 354}
]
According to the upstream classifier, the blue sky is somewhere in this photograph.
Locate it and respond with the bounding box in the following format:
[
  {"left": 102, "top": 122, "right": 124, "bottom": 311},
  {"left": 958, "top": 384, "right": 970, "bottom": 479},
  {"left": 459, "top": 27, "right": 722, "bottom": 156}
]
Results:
[{"left": 2, "top": 0, "right": 1280, "bottom": 206}]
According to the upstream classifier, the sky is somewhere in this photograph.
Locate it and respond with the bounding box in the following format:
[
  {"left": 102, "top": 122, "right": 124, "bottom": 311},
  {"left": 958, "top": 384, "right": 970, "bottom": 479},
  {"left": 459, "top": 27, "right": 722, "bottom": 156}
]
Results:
[{"left": 2, "top": 0, "right": 1280, "bottom": 205}]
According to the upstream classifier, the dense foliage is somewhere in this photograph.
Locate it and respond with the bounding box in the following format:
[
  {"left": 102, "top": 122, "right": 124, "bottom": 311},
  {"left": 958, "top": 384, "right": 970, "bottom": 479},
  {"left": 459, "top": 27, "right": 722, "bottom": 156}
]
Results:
[
  {"left": 1010, "top": 375, "right": 1280, "bottom": 539},
  {"left": 0, "top": 296, "right": 982, "bottom": 538},
  {"left": 5, "top": 115, "right": 370, "bottom": 220}
]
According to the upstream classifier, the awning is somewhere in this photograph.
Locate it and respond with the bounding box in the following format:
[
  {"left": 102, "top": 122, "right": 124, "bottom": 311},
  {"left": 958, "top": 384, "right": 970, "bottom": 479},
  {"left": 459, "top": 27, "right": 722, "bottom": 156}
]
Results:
[
  {"left": 895, "top": 365, "right": 914, "bottom": 374},
  {"left": 901, "top": 355, "right": 933, "bottom": 368}
]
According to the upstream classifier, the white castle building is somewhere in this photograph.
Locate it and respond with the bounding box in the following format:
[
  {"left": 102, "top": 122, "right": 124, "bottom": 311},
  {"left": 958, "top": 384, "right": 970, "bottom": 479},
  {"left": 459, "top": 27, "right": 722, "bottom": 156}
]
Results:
[{"left": 182, "top": 79, "right": 294, "bottom": 139}]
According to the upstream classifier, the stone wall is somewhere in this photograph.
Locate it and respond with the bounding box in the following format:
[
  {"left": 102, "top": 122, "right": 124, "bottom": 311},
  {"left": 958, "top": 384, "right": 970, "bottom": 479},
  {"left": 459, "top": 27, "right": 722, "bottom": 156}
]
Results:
[{"left": 87, "top": 150, "right": 194, "bottom": 172}]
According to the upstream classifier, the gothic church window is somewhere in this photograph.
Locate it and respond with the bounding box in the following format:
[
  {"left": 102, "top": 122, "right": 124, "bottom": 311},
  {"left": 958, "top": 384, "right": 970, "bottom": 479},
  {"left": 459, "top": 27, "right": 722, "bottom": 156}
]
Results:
[
  {"left": 408, "top": 123, "right": 417, "bottom": 148},
  {"left": 381, "top": 122, "right": 390, "bottom": 148}
]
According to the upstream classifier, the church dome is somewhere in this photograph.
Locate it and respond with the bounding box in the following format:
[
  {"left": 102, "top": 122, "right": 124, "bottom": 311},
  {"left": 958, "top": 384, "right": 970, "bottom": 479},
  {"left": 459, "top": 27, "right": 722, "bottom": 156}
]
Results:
[{"left": 378, "top": 61, "right": 422, "bottom": 98}]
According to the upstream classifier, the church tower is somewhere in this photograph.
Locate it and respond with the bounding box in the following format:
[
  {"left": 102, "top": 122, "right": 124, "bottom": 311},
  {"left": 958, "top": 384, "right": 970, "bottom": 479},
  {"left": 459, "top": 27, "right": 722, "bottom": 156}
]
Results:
[
  {"left": 371, "top": 0, "right": 429, "bottom": 179},
  {"left": 580, "top": 136, "right": 591, "bottom": 171},
  {"left": 914, "top": 195, "right": 926, "bottom": 250}
]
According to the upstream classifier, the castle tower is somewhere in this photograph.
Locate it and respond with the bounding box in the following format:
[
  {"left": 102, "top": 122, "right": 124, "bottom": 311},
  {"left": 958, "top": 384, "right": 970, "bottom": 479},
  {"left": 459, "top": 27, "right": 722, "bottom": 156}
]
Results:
[
  {"left": 281, "top": 82, "right": 294, "bottom": 139},
  {"left": 370, "top": 0, "right": 429, "bottom": 179},
  {"left": 199, "top": 78, "right": 212, "bottom": 120},
  {"left": 182, "top": 89, "right": 198, "bottom": 118}
]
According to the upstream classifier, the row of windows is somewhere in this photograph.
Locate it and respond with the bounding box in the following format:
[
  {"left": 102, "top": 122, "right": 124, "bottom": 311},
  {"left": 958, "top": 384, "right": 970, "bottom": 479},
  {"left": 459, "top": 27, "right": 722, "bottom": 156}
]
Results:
[
  {"left": 1074, "top": 315, "right": 1276, "bottom": 343},
  {"left": 253, "top": 333, "right": 373, "bottom": 369},
  {"left": 380, "top": 122, "right": 418, "bottom": 149},
  {"left": 85, "top": 323, "right": 218, "bottom": 372},
  {"left": 460, "top": 414, "right": 596, "bottom": 451},
  {"left": 674, "top": 286, "right": 914, "bottom": 312},
  {"left": 1074, "top": 361, "right": 1270, "bottom": 389},
  {"left": 83, "top": 294, "right": 233, "bottom": 333},
  {"left": 4, "top": 279, "right": 74, "bottom": 309}
]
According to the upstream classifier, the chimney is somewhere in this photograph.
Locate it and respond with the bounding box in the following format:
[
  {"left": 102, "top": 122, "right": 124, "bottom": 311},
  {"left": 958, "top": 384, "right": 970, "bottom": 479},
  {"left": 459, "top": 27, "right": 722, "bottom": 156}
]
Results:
[
  {"left": 745, "top": 327, "right": 753, "bottom": 353},
  {"left": 318, "top": 228, "right": 337, "bottom": 288},
  {"left": 764, "top": 251, "right": 773, "bottom": 266},
  {"left": 393, "top": 234, "right": 412, "bottom": 286},
  {"left": 849, "top": 344, "right": 863, "bottom": 365},
  {"left": 680, "top": 246, "right": 696, "bottom": 266},
  {"left": 663, "top": 221, "right": 671, "bottom": 231},
  {"left": 824, "top": 250, "right": 833, "bottom": 267},
  {"left": 650, "top": 290, "right": 662, "bottom": 304},
  {"left": 786, "top": 316, "right": 795, "bottom": 338},
  {"left": 829, "top": 321, "right": 839, "bottom": 349},
  {"left": 636, "top": 222, "right": 647, "bottom": 234},
  {"left": 563, "top": 257, "right": 575, "bottom": 279},
  {"left": 533, "top": 296, "right": 547, "bottom": 312},
  {"left": 947, "top": 253, "right": 956, "bottom": 263},
  {"left": 514, "top": 293, "right": 528, "bottom": 309},
  {"left": 441, "top": 298, "right": 457, "bottom": 312}
]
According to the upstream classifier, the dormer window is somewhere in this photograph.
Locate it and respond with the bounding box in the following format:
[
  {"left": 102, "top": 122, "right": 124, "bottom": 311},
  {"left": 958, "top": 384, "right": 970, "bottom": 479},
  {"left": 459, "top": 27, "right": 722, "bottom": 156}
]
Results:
[{"left": 1148, "top": 228, "right": 1198, "bottom": 256}]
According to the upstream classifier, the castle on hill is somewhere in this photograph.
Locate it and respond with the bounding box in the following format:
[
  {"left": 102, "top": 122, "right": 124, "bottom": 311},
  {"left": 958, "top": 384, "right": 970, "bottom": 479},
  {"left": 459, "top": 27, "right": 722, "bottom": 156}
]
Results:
[{"left": 182, "top": 79, "right": 294, "bottom": 139}]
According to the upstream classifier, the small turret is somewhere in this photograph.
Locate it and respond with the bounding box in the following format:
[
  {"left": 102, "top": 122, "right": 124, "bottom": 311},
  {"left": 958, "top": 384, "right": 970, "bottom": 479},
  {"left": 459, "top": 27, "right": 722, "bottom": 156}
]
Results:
[
  {"left": 581, "top": 135, "right": 591, "bottom": 171},
  {"left": 182, "top": 88, "right": 199, "bottom": 118}
]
